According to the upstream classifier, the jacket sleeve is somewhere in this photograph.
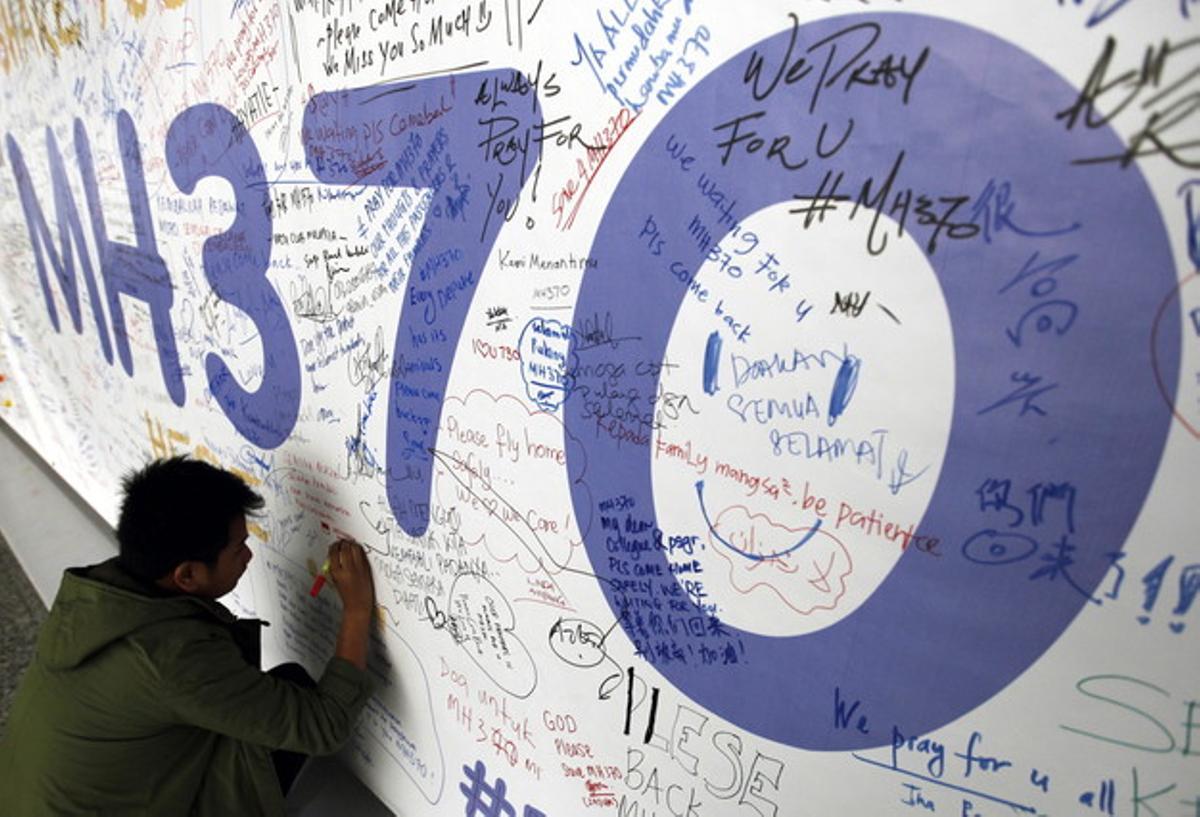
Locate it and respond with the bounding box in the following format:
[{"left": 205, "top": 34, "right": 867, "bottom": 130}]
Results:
[{"left": 157, "top": 623, "right": 374, "bottom": 754}]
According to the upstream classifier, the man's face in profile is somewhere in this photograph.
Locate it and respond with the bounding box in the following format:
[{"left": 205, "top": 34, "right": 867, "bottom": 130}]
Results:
[{"left": 199, "top": 514, "right": 253, "bottom": 599}]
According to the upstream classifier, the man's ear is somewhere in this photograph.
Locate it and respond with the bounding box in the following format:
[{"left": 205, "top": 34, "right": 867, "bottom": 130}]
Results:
[{"left": 169, "top": 561, "right": 206, "bottom": 593}]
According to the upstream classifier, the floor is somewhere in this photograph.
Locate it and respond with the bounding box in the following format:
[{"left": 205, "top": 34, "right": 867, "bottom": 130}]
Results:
[
  {"left": 0, "top": 529, "right": 46, "bottom": 737},
  {"left": 0, "top": 420, "right": 395, "bottom": 816}
]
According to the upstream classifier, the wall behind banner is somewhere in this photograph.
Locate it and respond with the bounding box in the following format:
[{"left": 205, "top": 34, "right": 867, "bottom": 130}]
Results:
[{"left": 2, "top": 0, "right": 1198, "bottom": 814}]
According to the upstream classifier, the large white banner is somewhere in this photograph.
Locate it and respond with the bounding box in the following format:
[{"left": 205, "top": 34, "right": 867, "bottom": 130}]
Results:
[{"left": 1, "top": 1, "right": 1197, "bottom": 814}]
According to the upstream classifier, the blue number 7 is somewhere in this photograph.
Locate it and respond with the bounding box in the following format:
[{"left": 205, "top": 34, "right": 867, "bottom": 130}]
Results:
[{"left": 303, "top": 71, "right": 542, "bottom": 536}]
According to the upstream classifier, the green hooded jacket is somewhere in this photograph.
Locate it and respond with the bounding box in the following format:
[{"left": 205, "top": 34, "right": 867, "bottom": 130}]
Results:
[{"left": 0, "top": 558, "right": 373, "bottom": 816}]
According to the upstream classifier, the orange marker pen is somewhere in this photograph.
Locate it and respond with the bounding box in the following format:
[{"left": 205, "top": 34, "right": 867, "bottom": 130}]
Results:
[{"left": 309, "top": 559, "right": 331, "bottom": 597}]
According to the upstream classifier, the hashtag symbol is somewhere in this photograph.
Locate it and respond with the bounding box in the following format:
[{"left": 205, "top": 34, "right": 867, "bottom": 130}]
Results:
[
  {"left": 790, "top": 169, "right": 849, "bottom": 229},
  {"left": 460, "top": 760, "right": 515, "bottom": 817}
]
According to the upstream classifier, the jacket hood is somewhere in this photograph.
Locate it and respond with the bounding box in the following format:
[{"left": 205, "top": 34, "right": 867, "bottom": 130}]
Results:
[{"left": 38, "top": 558, "right": 235, "bottom": 670}]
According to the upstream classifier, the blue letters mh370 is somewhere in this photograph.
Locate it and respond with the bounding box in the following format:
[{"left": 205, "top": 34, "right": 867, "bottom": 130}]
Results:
[{"left": 7, "top": 70, "right": 540, "bottom": 540}]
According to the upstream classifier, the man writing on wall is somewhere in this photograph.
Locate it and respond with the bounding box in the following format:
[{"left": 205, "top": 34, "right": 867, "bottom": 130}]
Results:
[{"left": 0, "top": 455, "right": 376, "bottom": 815}]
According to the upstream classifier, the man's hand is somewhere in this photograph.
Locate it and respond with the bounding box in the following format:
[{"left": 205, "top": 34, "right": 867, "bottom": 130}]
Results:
[
  {"left": 327, "top": 538, "right": 375, "bottom": 616},
  {"left": 327, "top": 539, "right": 375, "bottom": 670}
]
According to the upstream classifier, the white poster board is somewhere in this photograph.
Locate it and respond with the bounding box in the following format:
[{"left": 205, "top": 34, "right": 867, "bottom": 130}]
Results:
[{"left": 1, "top": 1, "right": 1197, "bottom": 814}]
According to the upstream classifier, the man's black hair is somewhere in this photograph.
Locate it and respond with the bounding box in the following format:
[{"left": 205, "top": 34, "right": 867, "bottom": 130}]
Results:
[{"left": 116, "top": 456, "right": 264, "bottom": 582}]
